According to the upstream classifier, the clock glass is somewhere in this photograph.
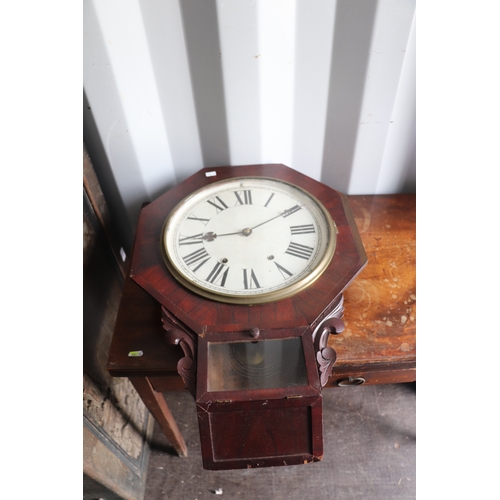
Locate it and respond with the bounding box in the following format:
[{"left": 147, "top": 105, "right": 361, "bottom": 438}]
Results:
[
  {"left": 161, "top": 177, "right": 336, "bottom": 304},
  {"left": 206, "top": 338, "right": 308, "bottom": 392}
]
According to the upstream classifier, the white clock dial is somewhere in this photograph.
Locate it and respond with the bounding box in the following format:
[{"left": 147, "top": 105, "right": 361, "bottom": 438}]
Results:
[{"left": 161, "top": 177, "right": 336, "bottom": 304}]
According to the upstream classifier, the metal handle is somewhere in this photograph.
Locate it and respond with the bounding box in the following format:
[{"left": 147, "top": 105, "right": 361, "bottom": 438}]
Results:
[
  {"left": 249, "top": 327, "right": 260, "bottom": 339},
  {"left": 337, "top": 377, "right": 366, "bottom": 387}
]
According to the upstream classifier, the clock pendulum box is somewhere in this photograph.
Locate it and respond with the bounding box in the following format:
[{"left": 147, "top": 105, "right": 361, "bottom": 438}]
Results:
[{"left": 129, "top": 164, "right": 367, "bottom": 470}]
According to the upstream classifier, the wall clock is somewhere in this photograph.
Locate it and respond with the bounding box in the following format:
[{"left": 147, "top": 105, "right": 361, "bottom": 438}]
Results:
[
  {"left": 130, "top": 164, "right": 367, "bottom": 470},
  {"left": 161, "top": 176, "right": 337, "bottom": 304}
]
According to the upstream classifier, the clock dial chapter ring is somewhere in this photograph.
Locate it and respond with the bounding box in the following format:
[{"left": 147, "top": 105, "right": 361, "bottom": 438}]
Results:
[{"left": 161, "top": 177, "right": 337, "bottom": 305}]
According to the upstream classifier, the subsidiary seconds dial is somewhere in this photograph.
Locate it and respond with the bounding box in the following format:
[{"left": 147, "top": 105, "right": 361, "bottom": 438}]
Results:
[{"left": 161, "top": 177, "right": 337, "bottom": 304}]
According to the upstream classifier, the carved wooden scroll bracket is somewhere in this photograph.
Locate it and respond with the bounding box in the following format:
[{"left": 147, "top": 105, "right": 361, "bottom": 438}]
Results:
[
  {"left": 312, "top": 294, "right": 345, "bottom": 387},
  {"left": 161, "top": 307, "right": 198, "bottom": 397}
]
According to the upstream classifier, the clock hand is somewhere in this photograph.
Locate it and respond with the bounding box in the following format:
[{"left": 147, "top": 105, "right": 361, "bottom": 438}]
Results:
[
  {"left": 202, "top": 230, "right": 244, "bottom": 241},
  {"left": 249, "top": 204, "right": 302, "bottom": 230},
  {"left": 202, "top": 204, "right": 302, "bottom": 241}
]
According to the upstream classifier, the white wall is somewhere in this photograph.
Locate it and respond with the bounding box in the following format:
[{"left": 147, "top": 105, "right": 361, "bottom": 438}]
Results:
[{"left": 83, "top": 0, "right": 416, "bottom": 251}]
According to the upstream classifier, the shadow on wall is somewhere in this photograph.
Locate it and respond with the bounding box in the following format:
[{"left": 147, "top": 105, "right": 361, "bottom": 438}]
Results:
[
  {"left": 179, "top": 0, "right": 231, "bottom": 168},
  {"left": 84, "top": 91, "right": 135, "bottom": 253},
  {"left": 321, "top": 0, "right": 379, "bottom": 192},
  {"left": 400, "top": 139, "right": 416, "bottom": 193}
]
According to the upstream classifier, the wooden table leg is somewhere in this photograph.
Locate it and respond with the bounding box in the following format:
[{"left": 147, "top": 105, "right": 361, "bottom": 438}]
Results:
[{"left": 130, "top": 376, "right": 188, "bottom": 458}]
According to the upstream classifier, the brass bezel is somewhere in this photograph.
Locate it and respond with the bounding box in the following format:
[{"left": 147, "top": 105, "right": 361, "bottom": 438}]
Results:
[{"left": 160, "top": 177, "right": 337, "bottom": 305}]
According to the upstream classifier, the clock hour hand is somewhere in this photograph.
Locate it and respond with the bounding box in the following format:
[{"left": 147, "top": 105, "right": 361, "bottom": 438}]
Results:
[{"left": 202, "top": 230, "right": 244, "bottom": 241}]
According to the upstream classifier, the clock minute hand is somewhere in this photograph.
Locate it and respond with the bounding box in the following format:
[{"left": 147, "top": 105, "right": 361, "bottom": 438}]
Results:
[
  {"left": 250, "top": 204, "right": 302, "bottom": 230},
  {"left": 202, "top": 204, "right": 302, "bottom": 241}
]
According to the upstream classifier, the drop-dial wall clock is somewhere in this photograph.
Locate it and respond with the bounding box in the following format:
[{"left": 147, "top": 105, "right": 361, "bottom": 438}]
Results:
[{"left": 130, "top": 164, "right": 367, "bottom": 470}]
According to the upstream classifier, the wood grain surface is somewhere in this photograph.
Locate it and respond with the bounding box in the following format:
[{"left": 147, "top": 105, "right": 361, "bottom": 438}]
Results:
[{"left": 326, "top": 194, "right": 416, "bottom": 385}]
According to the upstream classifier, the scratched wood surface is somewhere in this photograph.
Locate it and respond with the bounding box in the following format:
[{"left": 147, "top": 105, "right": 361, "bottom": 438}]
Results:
[{"left": 328, "top": 194, "right": 416, "bottom": 377}]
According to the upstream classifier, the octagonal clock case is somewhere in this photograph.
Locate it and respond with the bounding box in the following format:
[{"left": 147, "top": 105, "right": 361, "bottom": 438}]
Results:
[{"left": 130, "top": 164, "right": 367, "bottom": 470}]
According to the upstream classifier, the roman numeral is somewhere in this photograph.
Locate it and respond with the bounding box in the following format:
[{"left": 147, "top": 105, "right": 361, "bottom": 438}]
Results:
[
  {"left": 243, "top": 268, "right": 261, "bottom": 289},
  {"left": 264, "top": 193, "right": 275, "bottom": 207},
  {"left": 282, "top": 205, "right": 302, "bottom": 218},
  {"left": 285, "top": 242, "right": 314, "bottom": 260},
  {"left": 274, "top": 261, "right": 293, "bottom": 280},
  {"left": 187, "top": 214, "right": 210, "bottom": 225},
  {"left": 182, "top": 248, "right": 210, "bottom": 271},
  {"left": 207, "top": 196, "right": 228, "bottom": 212},
  {"left": 206, "top": 262, "right": 229, "bottom": 287},
  {"left": 179, "top": 233, "right": 204, "bottom": 245},
  {"left": 290, "top": 224, "right": 315, "bottom": 235},
  {"left": 234, "top": 190, "right": 252, "bottom": 205}
]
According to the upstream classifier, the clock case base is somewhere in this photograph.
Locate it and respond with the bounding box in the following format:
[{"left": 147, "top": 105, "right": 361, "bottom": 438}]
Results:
[
  {"left": 197, "top": 396, "right": 323, "bottom": 470},
  {"left": 196, "top": 326, "right": 323, "bottom": 470}
]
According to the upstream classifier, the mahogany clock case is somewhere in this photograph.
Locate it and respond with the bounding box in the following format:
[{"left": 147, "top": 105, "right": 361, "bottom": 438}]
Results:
[
  {"left": 127, "top": 163, "right": 367, "bottom": 470},
  {"left": 130, "top": 163, "right": 368, "bottom": 336}
]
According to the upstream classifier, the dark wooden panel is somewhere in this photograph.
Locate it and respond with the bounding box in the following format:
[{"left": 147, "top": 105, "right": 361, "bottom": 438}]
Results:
[
  {"left": 210, "top": 407, "right": 312, "bottom": 459},
  {"left": 197, "top": 396, "right": 323, "bottom": 470}
]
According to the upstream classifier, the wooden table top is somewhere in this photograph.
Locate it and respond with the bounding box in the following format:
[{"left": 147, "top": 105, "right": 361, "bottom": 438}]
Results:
[
  {"left": 107, "top": 194, "right": 416, "bottom": 386},
  {"left": 333, "top": 195, "right": 416, "bottom": 363}
]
